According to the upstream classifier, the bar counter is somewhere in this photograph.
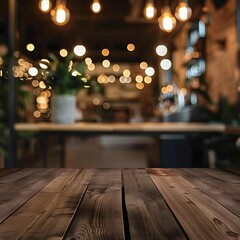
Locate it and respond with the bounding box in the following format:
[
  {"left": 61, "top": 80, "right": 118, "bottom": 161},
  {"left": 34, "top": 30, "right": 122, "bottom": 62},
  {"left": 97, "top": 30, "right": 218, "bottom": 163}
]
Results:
[
  {"left": 0, "top": 168, "right": 239, "bottom": 239},
  {"left": 14, "top": 122, "right": 228, "bottom": 168},
  {"left": 15, "top": 122, "right": 226, "bottom": 133}
]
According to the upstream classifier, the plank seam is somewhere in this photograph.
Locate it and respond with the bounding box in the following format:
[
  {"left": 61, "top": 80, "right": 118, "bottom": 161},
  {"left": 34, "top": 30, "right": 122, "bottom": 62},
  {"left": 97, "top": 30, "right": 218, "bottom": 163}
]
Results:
[
  {"left": 0, "top": 169, "right": 64, "bottom": 224},
  {"left": 177, "top": 169, "right": 240, "bottom": 218},
  {"left": 62, "top": 169, "right": 95, "bottom": 239},
  {"left": 147, "top": 170, "right": 190, "bottom": 240},
  {"left": 221, "top": 168, "right": 240, "bottom": 176},
  {"left": 121, "top": 185, "right": 131, "bottom": 240}
]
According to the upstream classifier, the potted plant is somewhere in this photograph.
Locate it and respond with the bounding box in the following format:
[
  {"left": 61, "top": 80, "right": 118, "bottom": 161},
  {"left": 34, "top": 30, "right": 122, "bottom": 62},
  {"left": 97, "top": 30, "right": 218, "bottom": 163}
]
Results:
[{"left": 39, "top": 52, "right": 88, "bottom": 123}]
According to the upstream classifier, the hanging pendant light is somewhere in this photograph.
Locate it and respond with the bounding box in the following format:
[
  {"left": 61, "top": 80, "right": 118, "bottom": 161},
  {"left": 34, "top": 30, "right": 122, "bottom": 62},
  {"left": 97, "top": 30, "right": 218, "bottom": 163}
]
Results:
[
  {"left": 91, "top": 0, "right": 101, "bottom": 14},
  {"left": 144, "top": 0, "right": 157, "bottom": 20},
  {"left": 51, "top": 0, "right": 70, "bottom": 26},
  {"left": 38, "top": 0, "right": 52, "bottom": 13},
  {"left": 175, "top": 0, "right": 192, "bottom": 22},
  {"left": 158, "top": 6, "right": 176, "bottom": 33}
]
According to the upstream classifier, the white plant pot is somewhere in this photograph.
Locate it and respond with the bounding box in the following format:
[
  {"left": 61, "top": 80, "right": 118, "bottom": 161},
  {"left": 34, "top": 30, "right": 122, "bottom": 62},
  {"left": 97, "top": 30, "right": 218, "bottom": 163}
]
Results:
[{"left": 51, "top": 94, "right": 76, "bottom": 124}]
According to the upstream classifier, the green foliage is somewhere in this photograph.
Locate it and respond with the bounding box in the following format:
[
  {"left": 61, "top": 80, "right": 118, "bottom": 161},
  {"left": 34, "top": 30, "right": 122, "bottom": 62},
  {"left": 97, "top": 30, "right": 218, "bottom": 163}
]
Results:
[{"left": 39, "top": 52, "right": 88, "bottom": 94}]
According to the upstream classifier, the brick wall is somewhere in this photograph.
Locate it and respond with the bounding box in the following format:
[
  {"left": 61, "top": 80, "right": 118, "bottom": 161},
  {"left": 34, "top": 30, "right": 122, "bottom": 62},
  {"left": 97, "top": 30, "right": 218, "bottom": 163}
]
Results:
[
  {"left": 172, "top": 0, "right": 238, "bottom": 105},
  {"left": 205, "top": 0, "right": 238, "bottom": 104}
]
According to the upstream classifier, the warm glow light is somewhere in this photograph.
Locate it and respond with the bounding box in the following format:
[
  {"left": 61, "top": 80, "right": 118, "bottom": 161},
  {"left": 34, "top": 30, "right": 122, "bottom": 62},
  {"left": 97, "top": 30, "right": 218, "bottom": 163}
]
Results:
[
  {"left": 85, "top": 57, "right": 92, "bottom": 65},
  {"left": 156, "top": 45, "right": 168, "bottom": 56},
  {"left": 93, "top": 98, "right": 100, "bottom": 105},
  {"left": 123, "top": 69, "right": 131, "bottom": 77},
  {"left": 39, "top": 59, "right": 49, "bottom": 69},
  {"left": 135, "top": 75, "right": 143, "bottom": 83},
  {"left": 102, "top": 48, "right": 109, "bottom": 56},
  {"left": 158, "top": 6, "right": 177, "bottom": 33},
  {"left": 113, "top": 64, "right": 120, "bottom": 72},
  {"left": 88, "top": 63, "right": 95, "bottom": 71},
  {"left": 51, "top": 1, "right": 70, "bottom": 26},
  {"left": 39, "top": 81, "right": 46, "bottom": 89},
  {"left": 136, "top": 82, "right": 144, "bottom": 90},
  {"left": 144, "top": 76, "right": 152, "bottom": 84},
  {"left": 28, "top": 67, "right": 38, "bottom": 76},
  {"left": 103, "top": 102, "right": 110, "bottom": 110},
  {"left": 102, "top": 59, "right": 110, "bottom": 68},
  {"left": 91, "top": 0, "right": 101, "bottom": 13},
  {"left": 38, "top": 0, "right": 52, "bottom": 13},
  {"left": 144, "top": 2, "right": 157, "bottom": 20},
  {"left": 119, "top": 76, "right": 126, "bottom": 84},
  {"left": 59, "top": 49, "right": 68, "bottom": 57},
  {"left": 34, "top": 111, "right": 41, "bottom": 118},
  {"left": 37, "top": 96, "right": 49, "bottom": 104},
  {"left": 73, "top": 45, "right": 86, "bottom": 57},
  {"left": 175, "top": 0, "right": 192, "bottom": 22},
  {"left": 71, "top": 70, "right": 79, "bottom": 77},
  {"left": 145, "top": 67, "right": 155, "bottom": 76},
  {"left": 140, "top": 62, "right": 148, "bottom": 69},
  {"left": 167, "top": 84, "right": 174, "bottom": 91},
  {"left": 161, "top": 87, "right": 168, "bottom": 94},
  {"left": 160, "top": 59, "right": 172, "bottom": 70},
  {"left": 108, "top": 75, "right": 116, "bottom": 83},
  {"left": 23, "top": 62, "right": 31, "bottom": 69},
  {"left": 18, "top": 59, "right": 25, "bottom": 65},
  {"left": 45, "top": 90, "right": 51, "bottom": 97},
  {"left": 98, "top": 74, "right": 107, "bottom": 83},
  {"left": 32, "top": 80, "right": 39, "bottom": 87},
  {"left": 26, "top": 43, "right": 35, "bottom": 52},
  {"left": 127, "top": 43, "right": 135, "bottom": 52}
]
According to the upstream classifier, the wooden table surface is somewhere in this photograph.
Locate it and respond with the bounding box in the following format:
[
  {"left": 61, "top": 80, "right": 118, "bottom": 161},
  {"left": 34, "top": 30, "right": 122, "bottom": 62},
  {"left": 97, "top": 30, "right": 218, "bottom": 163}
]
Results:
[
  {"left": 14, "top": 122, "right": 226, "bottom": 133},
  {"left": 0, "top": 168, "right": 239, "bottom": 239}
]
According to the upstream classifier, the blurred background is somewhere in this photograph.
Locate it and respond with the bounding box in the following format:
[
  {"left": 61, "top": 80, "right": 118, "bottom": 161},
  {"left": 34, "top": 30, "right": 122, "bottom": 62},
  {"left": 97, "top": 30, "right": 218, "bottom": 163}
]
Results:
[{"left": 1, "top": 0, "right": 240, "bottom": 168}]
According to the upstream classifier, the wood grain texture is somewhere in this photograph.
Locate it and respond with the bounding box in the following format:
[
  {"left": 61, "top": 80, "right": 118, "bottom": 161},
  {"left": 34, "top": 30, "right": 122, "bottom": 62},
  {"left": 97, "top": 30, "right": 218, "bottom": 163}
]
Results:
[
  {"left": 176, "top": 168, "right": 240, "bottom": 217},
  {"left": 0, "top": 168, "right": 20, "bottom": 178},
  {"left": 0, "top": 168, "right": 36, "bottom": 186},
  {"left": 123, "top": 169, "right": 186, "bottom": 240},
  {"left": 0, "top": 168, "right": 239, "bottom": 240},
  {"left": 64, "top": 169, "right": 124, "bottom": 240},
  {"left": 223, "top": 168, "right": 240, "bottom": 176},
  {"left": 0, "top": 168, "right": 64, "bottom": 223},
  {"left": 148, "top": 168, "right": 240, "bottom": 240},
  {"left": 0, "top": 169, "right": 94, "bottom": 240}
]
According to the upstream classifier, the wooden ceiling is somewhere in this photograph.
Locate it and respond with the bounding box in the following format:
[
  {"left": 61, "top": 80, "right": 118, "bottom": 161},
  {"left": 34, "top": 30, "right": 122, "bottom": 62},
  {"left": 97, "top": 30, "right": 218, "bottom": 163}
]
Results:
[{"left": 1, "top": 0, "right": 204, "bottom": 63}]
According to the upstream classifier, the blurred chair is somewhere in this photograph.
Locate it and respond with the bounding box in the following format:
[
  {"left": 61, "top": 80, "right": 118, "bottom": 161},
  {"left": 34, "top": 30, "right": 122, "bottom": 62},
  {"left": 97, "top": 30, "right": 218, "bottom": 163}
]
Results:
[{"left": 204, "top": 135, "right": 240, "bottom": 168}]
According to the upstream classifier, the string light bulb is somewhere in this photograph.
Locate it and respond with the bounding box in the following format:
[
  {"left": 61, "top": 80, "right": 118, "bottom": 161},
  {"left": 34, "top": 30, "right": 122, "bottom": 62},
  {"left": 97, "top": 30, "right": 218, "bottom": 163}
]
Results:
[
  {"left": 38, "top": 0, "right": 52, "bottom": 13},
  {"left": 143, "top": 0, "right": 157, "bottom": 20},
  {"left": 175, "top": 0, "right": 192, "bottom": 22},
  {"left": 51, "top": 0, "right": 70, "bottom": 26},
  {"left": 91, "top": 0, "right": 101, "bottom": 14},
  {"left": 158, "top": 6, "right": 176, "bottom": 32}
]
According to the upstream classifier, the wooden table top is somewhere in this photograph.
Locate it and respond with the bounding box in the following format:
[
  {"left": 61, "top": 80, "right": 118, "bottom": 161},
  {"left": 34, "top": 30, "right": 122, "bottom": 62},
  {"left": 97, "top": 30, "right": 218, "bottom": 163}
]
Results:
[
  {"left": 0, "top": 168, "right": 239, "bottom": 239},
  {"left": 14, "top": 122, "right": 226, "bottom": 133}
]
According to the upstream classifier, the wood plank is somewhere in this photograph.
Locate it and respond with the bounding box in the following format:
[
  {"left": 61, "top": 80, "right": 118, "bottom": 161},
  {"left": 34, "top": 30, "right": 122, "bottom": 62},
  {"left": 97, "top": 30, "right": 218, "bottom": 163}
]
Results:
[
  {"left": 0, "top": 168, "right": 64, "bottom": 223},
  {"left": 0, "top": 169, "right": 94, "bottom": 239},
  {"left": 14, "top": 122, "right": 226, "bottom": 133},
  {"left": 0, "top": 168, "right": 37, "bottom": 186},
  {"left": 64, "top": 169, "right": 124, "bottom": 240},
  {"left": 123, "top": 169, "right": 186, "bottom": 240},
  {"left": 147, "top": 169, "right": 240, "bottom": 240},
  {"left": 0, "top": 168, "right": 20, "bottom": 178},
  {"left": 176, "top": 168, "right": 240, "bottom": 216},
  {"left": 223, "top": 168, "right": 240, "bottom": 175}
]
